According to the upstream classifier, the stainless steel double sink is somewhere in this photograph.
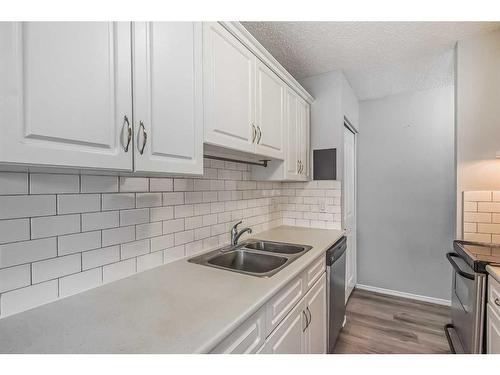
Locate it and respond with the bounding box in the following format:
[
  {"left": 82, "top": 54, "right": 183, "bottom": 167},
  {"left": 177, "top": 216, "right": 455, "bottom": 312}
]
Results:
[{"left": 188, "top": 240, "right": 313, "bottom": 277}]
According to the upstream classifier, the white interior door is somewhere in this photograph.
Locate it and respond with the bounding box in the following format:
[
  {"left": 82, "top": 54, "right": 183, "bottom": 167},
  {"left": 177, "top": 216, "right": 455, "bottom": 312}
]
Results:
[
  {"left": 344, "top": 125, "right": 357, "bottom": 301},
  {"left": 133, "top": 22, "right": 203, "bottom": 174},
  {"left": 255, "top": 60, "right": 284, "bottom": 159},
  {"left": 0, "top": 22, "right": 133, "bottom": 170},
  {"left": 203, "top": 22, "right": 255, "bottom": 154}
]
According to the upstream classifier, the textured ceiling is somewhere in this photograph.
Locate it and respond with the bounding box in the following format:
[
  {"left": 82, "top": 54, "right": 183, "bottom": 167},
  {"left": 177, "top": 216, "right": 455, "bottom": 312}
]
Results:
[{"left": 242, "top": 22, "right": 500, "bottom": 79}]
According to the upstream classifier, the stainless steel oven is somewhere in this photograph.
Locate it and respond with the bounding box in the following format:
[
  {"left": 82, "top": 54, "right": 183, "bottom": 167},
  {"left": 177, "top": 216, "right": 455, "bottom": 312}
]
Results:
[{"left": 445, "top": 252, "right": 487, "bottom": 354}]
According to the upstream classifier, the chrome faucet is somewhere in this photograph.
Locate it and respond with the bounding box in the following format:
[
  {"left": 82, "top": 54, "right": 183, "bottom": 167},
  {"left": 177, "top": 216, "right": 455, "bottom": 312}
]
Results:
[{"left": 230, "top": 220, "right": 252, "bottom": 246}]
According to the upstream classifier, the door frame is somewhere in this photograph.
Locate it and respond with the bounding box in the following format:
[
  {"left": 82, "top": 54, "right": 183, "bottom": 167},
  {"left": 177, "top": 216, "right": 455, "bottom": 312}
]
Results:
[{"left": 343, "top": 118, "right": 357, "bottom": 300}]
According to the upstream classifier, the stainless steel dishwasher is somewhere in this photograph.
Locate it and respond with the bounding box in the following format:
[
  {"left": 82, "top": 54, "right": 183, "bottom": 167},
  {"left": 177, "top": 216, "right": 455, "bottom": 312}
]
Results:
[{"left": 326, "top": 236, "right": 347, "bottom": 353}]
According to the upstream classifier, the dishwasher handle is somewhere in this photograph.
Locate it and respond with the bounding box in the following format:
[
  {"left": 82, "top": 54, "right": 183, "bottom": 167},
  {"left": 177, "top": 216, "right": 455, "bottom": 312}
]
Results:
[{"left": 446, "top": 252, "right": 475, "bottom": 280}]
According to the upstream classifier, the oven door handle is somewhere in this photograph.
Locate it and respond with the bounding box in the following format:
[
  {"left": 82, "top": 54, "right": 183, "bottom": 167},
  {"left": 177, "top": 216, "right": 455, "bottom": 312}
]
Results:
[{"left": 446, "top": 252, "right": 475, "bottom": 280}]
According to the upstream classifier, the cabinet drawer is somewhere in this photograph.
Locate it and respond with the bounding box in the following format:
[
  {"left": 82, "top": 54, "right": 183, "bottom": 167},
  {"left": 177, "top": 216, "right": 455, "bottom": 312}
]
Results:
[
  {"left": 489, "top": 276, "right": 500, "bottom": 314},
  {"left": 304, "top": 256, "right": 326, "bottom": 291},
  {"left": 211, "top": 307, "right": 266, "bottom": 354},
  {"left": 266, "top": 276, "right": 304, "bottom": 334}
]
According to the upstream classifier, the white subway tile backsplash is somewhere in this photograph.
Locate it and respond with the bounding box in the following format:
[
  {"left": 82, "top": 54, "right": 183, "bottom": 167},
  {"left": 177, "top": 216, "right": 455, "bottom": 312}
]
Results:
[
  {"left": 119, "top": 177, "right": 149, "bottom": 192},
  {"left": 0, "top": 264, "right": 31, "bottom": 293},
  {"left": 102, "top": 193, "right": 135, "bottom": 211},
  {"left": 0, "top": 172, "right": 28, "bottom": 195},
  {"left": 136, "top": 193, "right": 162, "bottom": 208},
  {"left": 163, "top": 246, "right": 185, "bottom": 264},
  {"left": 464, "top": 191, "right": 492, "bottom": 202},
  {"left": 151, "top": 234, "right": 174, "bottom": 252},
  {"left": 82, "top": 246, "right": 120, "bottom": 270},
  {"left": 31, "top": 214, "right": 80, "bottom": 239},
  {"left": 174, "top": 179, "right": 193, "bottom": 192},
  {"left": 32, "top": 254, "right": 81, "bottom": 284},
  {"left": 58, "top": 231, "right": 101, "bottom": 256},
  {"left": 0, "top": 280, "right": 58, "bottom": 317},
  {"left": 185, "top": 192, "right": 202, "bottom": 204},
  {"left": 174, "top": 205, "right": 194, "bottom": 219},
  {"left": 81, "top": 175, "right": 118, "bottom": 193},
  {"left": 30, "top": 174, "right": 79, "bottom": 194},
  {"left": 0, "top": 219, "right": 30, "bottom": 244},
  {"left": 150, "top": 206, "right": 174, "bottom": 222},
  {"left": 137, "top": 251, "right": 163, "bottom": 272},
  {"left": 120, "top": 239, "right": 150, "bottom": 260},
  {"left": 59, "top": 268, "right": 102, "bottom": 298},
  {"left": 163, "top": 192, "right": 184, "bottom": 206},
  {"left": 0, "top": 238, "right": 57, "bottom": 268},
  {"left": 81, "top": 211, "right": 119, "bottom": 232},
  {"left": 103, "top": 259, "right": 136, "bottom": 284},
  {"left": 120, "top": 208, "right": 149, "bottom": 226},
  {"left": 0, "top": 195, "right": 56, "bottom": 219},
  {"left": 162, "top": 219, "right": 185, "bottom": 234},
  {"left": 0, "top": 163, "right": 341, "bottom": 318},
  {"left": 102, "top": 226, "right": 135, "bottom": 247},
  {"left": 174, "top": 230, "right": 194, "bottom": 246},
  {"left": 149, "top": 178, "right": 173, "bottom": 192},
  {"left": 57, "top": 194, "right": 100, "bottom": 214},
  {"left": 136, "top": 222, "right": 162, "bottom": 240}
]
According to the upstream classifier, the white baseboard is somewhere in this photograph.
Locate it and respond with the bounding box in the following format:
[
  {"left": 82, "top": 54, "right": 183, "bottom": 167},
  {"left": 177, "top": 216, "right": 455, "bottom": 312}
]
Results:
[{"left": 355, "top": 284, "right": 451, "bottom": 306}]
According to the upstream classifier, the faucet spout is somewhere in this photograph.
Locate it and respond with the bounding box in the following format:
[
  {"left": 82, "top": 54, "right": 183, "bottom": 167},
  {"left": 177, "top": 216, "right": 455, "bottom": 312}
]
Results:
[{"left": 233, "top": 227, "right": 252, "bottom": 245}]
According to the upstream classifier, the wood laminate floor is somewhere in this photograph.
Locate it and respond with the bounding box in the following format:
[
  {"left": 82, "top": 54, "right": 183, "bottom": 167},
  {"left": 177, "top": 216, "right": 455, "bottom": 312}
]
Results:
[{"left": 333, "top": 289, "right": 451, "bottom": 354}]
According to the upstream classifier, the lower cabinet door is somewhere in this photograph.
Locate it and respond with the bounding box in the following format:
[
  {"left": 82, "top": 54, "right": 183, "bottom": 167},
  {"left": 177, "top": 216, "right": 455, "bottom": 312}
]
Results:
[
  {"left": 487, "top": 304, "right": 500, "bottom": 354},
  {"left": 211, "top": 307, "right": 266, "bottom": 354},
  {"left": 260, "top": 299, "right": 306, "bottom": 354},
  {"left": 304, "top": 273, "right": 327, "bottom": 354}
]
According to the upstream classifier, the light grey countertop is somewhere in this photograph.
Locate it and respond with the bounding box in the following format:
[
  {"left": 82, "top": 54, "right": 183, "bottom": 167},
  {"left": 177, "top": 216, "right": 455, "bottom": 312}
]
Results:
[
  {"left": 0, "top": 226, "right": 343, "bottom": 353},
  {"left": 487, "top": 265, "right": 500, "bottom": 284}
]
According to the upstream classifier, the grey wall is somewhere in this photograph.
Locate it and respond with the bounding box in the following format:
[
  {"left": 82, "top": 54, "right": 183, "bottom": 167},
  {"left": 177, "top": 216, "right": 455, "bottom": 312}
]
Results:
[
  {"left": 358, "top": 86, "right": 455, "bottom": 300},
  {"left": 456, "top": 30, "right": 500, "bottom": 236}
]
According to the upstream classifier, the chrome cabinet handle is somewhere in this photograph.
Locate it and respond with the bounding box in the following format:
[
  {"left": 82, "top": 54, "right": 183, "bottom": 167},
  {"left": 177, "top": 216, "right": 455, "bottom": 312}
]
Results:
[
  {"left": 302, "top": 310, "right": 309, "bottom": 332},
  {"left": 123, "top": 115, "right": 132, "bottom": 152},
  {"left": 251, "top": 124, "right": 257, "bottom": 143},
  {"left": 299, "top": 161, "right": 303, "bottom": 174},
  {"left": 256, "top": 126, "right": 262, "bottom": 144},
  {"left": 306, "top": 306, "right": 312, "bottom": 328},
  {"left": 138, "top": 121, "right": 147, "bottom": 155},
  {"left": 495, "top": 298, "right": 500, "bottom": 307}
]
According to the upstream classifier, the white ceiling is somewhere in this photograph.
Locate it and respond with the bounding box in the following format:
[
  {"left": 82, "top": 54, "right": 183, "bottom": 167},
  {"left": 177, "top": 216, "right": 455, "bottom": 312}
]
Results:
[{"left": 242, "top": 22, "right": 500, "bottom": 99}]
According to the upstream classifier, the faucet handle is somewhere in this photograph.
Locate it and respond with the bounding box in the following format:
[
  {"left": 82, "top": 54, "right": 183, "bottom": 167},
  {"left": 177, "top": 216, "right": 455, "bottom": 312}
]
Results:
[{"left": 232, "top": 220, "right": 243, "bottom": 230}]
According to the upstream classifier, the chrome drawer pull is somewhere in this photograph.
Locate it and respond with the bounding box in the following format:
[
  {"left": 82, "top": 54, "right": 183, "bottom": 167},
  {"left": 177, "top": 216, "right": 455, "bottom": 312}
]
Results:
[{"left": 495, "top": 298, "right": 500, "bottom": 307}]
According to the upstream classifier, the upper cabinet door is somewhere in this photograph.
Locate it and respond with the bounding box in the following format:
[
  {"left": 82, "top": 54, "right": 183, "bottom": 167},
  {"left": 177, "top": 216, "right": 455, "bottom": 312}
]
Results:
[
  {"left": 285, "top": 88, "right": 300, "bottom": 179},
  {"left": 255, "top": 60, "right": 285, "bottom": 159},
  {"left": 298, "top": 98, "right": 310, "bottom": 179},
  {"left": 0, "top": 22, "right": 133, "bottom": 170},
  {"left": 133, "top": 22, "right": 203, "bottom": 174},
  {"left": 203, "top": 22, "right": 256, "bottom": 154}
]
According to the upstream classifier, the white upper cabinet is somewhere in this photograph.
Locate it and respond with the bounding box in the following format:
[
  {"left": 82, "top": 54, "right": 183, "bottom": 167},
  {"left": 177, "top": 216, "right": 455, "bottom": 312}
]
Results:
[
  {"left": 297, "top": 97, "right": 310, "bottom": 179},
  {"left": 284, "top": 88, "right": 300, "bottom": 179},
  {"left": 203, "top": 22, "right": 256, "bottom": 154},
  {"left": 0, "top": 22, "right": 133, "bottom": 170},
  {"left": 255, "top": 60, "right": 285, "bottom": 159},
  {"left": 133, "top": 22, "right": 203, "bottom": 174}
]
